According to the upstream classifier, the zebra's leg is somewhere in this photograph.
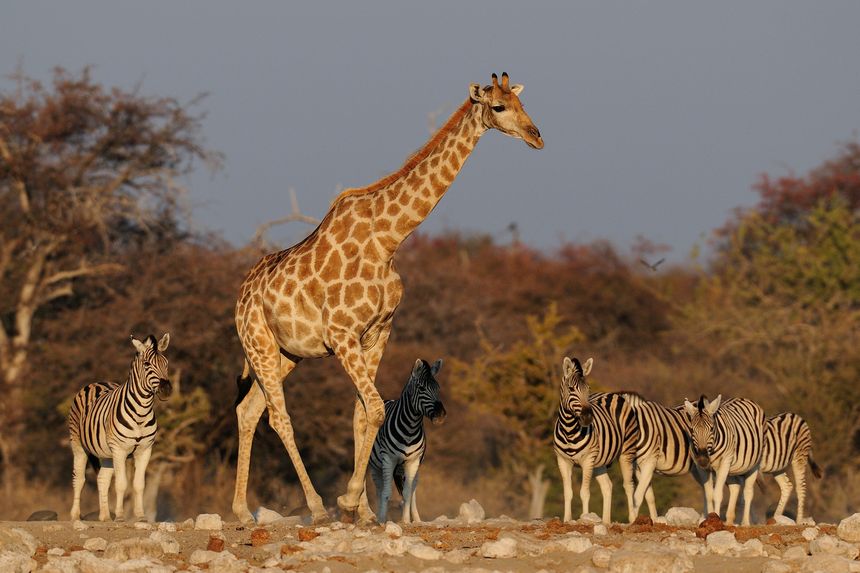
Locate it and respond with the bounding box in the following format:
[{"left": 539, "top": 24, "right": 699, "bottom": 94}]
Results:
[
  {"left": 740, "top": 469, "right": 758, "bottom": 526},
  {"left": 791, "top": 458, "right": 807, "bottom": 522},
  {"left": 555, "top": 453, "right": 575, "bottom": 522},
  {"left": 70, "top": 441, "right": 88, "bottom": 521},
  {"left": 618, "top": 452, "right": 636, "bottom": 524},
  {"left": 377, "top": 457, "right": 396, "bottom": 524},
  {"left": 632, "top": 458, "right": 657, "bottom": 521},
  {"left": 644, "top": 484, "right": 658, "bottom": 521},
  {"left": 400, "top": 458, "right": 421, "bottom": 524},
  {"left": 111, "top": 452, "right": 131, "bottom": 522},
  {"left": 725, "top": 478, "right": 741, "bottom": 526},
  {"left": 131, "top": 446, "right": 153, "bottom": 521},
  {"left": 594, "top": 467, "right": 613, "bottom": 525},
  {"left": 579, "top": 461, "right": 595, "bottom": 521},
  {"left": 711, "top": 460, "right": 732, "bottom": 522},
  {"left": 96, "top": 460, "right": 114, "bottom": 521},
  {"left": 772, "top": 471, "right": 792, "bottom": 519},
  {"left": 410, "top": 472, "right": 421, "bottom": 523}
]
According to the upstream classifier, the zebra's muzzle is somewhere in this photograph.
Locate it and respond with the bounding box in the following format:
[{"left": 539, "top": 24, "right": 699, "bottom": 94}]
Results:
[
  {"left": 579, "top": 405, "right": 593, "bottom": 428},
  {"left": 156, "top": 378, "right": 173, "bottom": 400},
  {"left": 693, "top": 448, "right": 711, "bottom": 470},
  {"left": 429, "top": 402, "right": 447, "bottom": 425}
]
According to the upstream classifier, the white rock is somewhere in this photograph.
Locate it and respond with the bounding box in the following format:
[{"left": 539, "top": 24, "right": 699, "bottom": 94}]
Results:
[
  {"left": 803, "top": 526, "right": 820, "bottom": 541},
  {"left": 71, "top": 553, "right": 123, "bottom": 573},
  {"left": 480, "top": 536, "right": 518, "bottom": 559},
  {"left": 705, "top": 530, "right": 740, "bottom": 555},
  {"left": 838, "top": 513, "right": 860, "bottom": 543},
  {"left": 117, "top": 558, "right": 172, "bottom": 573},
  {"left": 665, "top": 507, "right": 701, "bottom": 527},
  {"left": 254, "top": 506, "right": 284, "bottom": 526},
  {"left": 654, "top": 516, "right": 668, "bottom": 525},
  {"left": 783, "top": 545, "right": 809, "bottom": 560},
  {"left": 104, "top": 538, "right": 164, "bottom": 561},
  {"left": 407, "top": 543, "right": 442, "bottom": 560},
  {"left": 382, "top": 538, "right": 408, "bottom": 557},
  {"left": 802, "top": 553, "right": 854, "bottom": 573},
  {"left": 761, "top": 560, "right": 794, "bottom": 573},
  {"left": 189, "top": 549, "right": 221, "bottom": 564},
  {"left": 579, "top": 512, "right": 603, "bottom": 525},
  {"left": 609, "top": 546, "right": 694, "bottom": 573},
  {"left": 592, "top": 546, "right": 613, "bottom": 568},
  {"left": 444, "top": 548, "right": 474, "bottom": 564},
  {"left": 83, "top": 537, "right": 107, "bottom": 552},
  {"left": 773, "top": 515, "right": 797, "bottom": 525},
  {"left": 457, "top": 499, "right": 485, "bottom": 523},
  {"left": 0, "top": 552, "right": 37, "bottom": 573},
  {"left": 738, "top": 538, "right": 764, "bottom": 557},
  {"left": 149, "top": 531, "right": 179, "bottom": 554},
  {"left": 593, "top": 524, "right": 608, "bottom": 536},
  {"left": 180, "top": 518, "right": 194, "bottom": 529},
  {"left": 133, "top": 521, "right": 152, "bottom": 530},
  {"left": 72, "top": 520, "right": 88, "bottom": 531},
  {"left": 194, "top": 513, "right": 223, "bottom": 530},
  {"left": 557, "top": 534, "right": 593, "bottom": 553},
  {"left": 156, "top": 521, "right": 176, "bottom": 532},
  {"left": 43, "top": 525, "right": 64, "bottom": 532},
  {"left": 384, "top": 521, "right": 402, "bottom": 537},
  {"left": 47, "top": 548, "right": 65, "bottom": 556},
  {"left": 809, "top": 534, "right": 860, "bottom": 559}
]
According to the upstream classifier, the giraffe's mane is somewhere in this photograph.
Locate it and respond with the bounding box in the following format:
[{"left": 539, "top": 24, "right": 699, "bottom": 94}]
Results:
[{"left": 331, "top": 98, "right": 474, "bottom": 205}]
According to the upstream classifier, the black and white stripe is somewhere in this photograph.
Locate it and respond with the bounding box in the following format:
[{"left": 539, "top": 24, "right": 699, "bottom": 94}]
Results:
[
  {"left": 369, "top": 358, "right": 445, "bottom": 524},
  {"left": 617, "top": 394, "right": 712, "bottom": 520},
  {"left": 683, "top": 394, "right": 764, "bottom": 525},
  {"left": 69, "top": 334, "right": 171, "bottom": 522},
  {"left": 554, "top": 357, "right": 639, "bottom": 524}
]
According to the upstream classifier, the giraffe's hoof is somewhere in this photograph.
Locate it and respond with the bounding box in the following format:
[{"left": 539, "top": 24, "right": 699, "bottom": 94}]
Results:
[{"left": 311, "top": 511, "right": 331, "bottom": 525}]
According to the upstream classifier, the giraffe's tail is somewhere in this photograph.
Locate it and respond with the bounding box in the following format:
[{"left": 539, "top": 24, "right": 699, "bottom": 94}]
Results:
[{"left": 234, "top": 359, "right": 254, "bottom": 407}]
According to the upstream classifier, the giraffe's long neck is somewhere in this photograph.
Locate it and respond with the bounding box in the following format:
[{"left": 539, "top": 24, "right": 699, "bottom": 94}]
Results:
[{"left": 369, "top": 101, "right": 485, "bottom": 257}]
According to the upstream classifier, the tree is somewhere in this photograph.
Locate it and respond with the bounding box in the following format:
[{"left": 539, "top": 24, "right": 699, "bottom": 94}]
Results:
[{"left": 0, "top": 67, "right": 219, "bottom": 494}]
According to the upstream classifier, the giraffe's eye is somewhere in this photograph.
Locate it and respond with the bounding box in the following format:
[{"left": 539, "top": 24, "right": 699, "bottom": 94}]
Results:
[{"left": 492, "top": 105, "right": 506, "bottom": 113}]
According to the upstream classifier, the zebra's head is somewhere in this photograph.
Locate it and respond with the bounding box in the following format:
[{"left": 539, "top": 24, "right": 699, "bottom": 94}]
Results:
[
  {"left": 131, "top": 333, "right": 172, "bottom": 400},
  {"left": 683, "top": 394, "right": 722, "bottom": 470},
  {"left": 408, "top": 358, "right": 446, "bottom": 425},
  {"left": 560, "top": 356, "right": 594, "bottom": 427}
]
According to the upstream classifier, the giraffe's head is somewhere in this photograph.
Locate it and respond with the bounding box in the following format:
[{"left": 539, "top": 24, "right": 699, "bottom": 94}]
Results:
[{"left": 470, "top": 72, "right": 543, "bottom": 149}]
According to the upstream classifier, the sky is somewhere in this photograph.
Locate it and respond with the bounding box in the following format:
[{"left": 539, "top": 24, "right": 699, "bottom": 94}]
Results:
[{"left": 3, "top": 1, "right": 860, "bottom": 262}]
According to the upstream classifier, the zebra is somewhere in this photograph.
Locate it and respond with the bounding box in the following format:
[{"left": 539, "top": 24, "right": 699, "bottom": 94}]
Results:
[
  {"left": 369, "top": 358, "right": 446, "bottom": 524},
  {"left": 69, "top": 334, "right": 172, "bottom": 522},
  {"left": 726, "top": 411, "right": 822, "bottom": 523},
  {"left": 617, "top": 393, "right": 712, "bottom": 521},
  {"left": 682, "top": 394, "right": 764, "bottom": 526},
  {"left": 554, "top": 357, "right": 639, "bottom": 524}
]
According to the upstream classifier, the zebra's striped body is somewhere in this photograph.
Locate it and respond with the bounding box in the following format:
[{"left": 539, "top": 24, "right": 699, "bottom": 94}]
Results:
[
  {"left": 683, "top": 395, "right": 764, "bottom": 525},
  {"left": 728, "top": 411, "right": 822, "bottom": 523},
  {"left": 369, "top": 359, "right": 445, "bottom": 524},
  {"left": 554, "top": 357, "right": 639, "bottom": 524},
  {"left": 69, "top": 334, "right": 171, "bottom": 522},
  {"left": 619, "top": 394, "right": 712, "bottom": 520}
]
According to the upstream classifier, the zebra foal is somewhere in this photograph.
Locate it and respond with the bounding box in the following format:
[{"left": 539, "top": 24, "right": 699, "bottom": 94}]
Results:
[
  {"left": 554, "top": 357, "right": 639, "bottom": 524},
  {"left": 68, "top": 334, "right": 172, "bottom": 522},
  {"left": 683, "top": 394, "right": 764, "bottom": 526},
  {"left": 369, "top": 358, "right": 446, "bottom": 524}
]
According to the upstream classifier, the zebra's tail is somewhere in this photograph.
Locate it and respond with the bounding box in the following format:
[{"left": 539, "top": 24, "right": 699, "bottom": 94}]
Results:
[
  {"left": 393, "top": 464, "right": 405, "bottom": 497},
  {"left": 809, "top": 456, "right": 823, "bottom": 479},
  {"left": 234, "top": 359, "right": 254, "bottom": 407}
]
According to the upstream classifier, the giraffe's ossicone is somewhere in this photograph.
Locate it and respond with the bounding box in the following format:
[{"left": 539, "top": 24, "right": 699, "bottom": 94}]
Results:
[{"left": 232, "top": 73, "right": 543, "bottom": 525}]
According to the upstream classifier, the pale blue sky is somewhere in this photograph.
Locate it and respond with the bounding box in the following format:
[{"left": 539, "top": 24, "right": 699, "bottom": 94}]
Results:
[{"left": 4, "top": 2, "right": 860, "bottom": 261}]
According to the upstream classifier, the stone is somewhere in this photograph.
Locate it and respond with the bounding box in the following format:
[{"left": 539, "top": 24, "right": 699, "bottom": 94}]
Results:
[
  {"left": 593, "top": 524, "right": 608, "bottom": 536},
  {"left": 207, "top": 535, "right": 225, "bottom": 552},
  {"left": 809, "top": 534, "right": 860, "bottom": 559},
  {"left": 665, "top": 507, "right": 701, "bottom": 527},
  {"left": 773, "top": 515, "right": 796, "bottom": 526},
  {"left": 104, "top": 538, "right": 164, "bottom": 561},
  {"left": 579, "top": 512, "right": 603, "bottom": 525},
  {"left": 705, "top": 530, "right": 739, "bottom": 555},
  {"left": 148, "top": 531, "right": 179, "bottom": 554},
  {"left": 254, "top": 506, "right": 284, "bottom": 526},
  {"left": 557, "top": 534, "right": 593, "bottom": 553},
  {"left": 133, "top": 521, "right": 151, "bottom": 530},
  {"left": 26, "top": 510, "right": 58, "bottom": 521},
  {"left": 83, "top": 537, "right": 107, "bottom": 552},
  {"left": 194, "top": 513, "right": 223, "bottom": 530},
  {"left": 382, "top": 538, "right": 409, "bottom": 557},
  {"left": 189, "top": 549, "right": 221, "bottom": 564},
  {"left": 837, "top": 513, "right": 860, "bottom": 543},
  {"left": 609, "top": 546, "right": 694, "bottom": 573},
  {"left": 407, "top": 543, "right": 442, "bottom": 560},
  {"left": 737, "top": 538, "right": 764, "bottom": 557},
  {"left": 592, "top": 546, "right": 613, "bottom": 567},
  {"left": 802, "top": 553, "right": 854, "bottom": 573},
  {"left": 0, "top": 552, "right": 37, "bottom": 573},
  {"left": 783, "top": 545, "right": 809, "bottom": 560},
  {"left": 802, "top": 526, "right": 820, "bottom": 541},
  {"left": 761, "top": 560, "right": 794, "bottom": 573},
  {"left": 458, "top": 499, "right": 485, "bottom": 523},
  {"left": 444, "top": 548, "right": 474, "bottom": 564},
  {"left": 480, "top": 536, "right": 518, "bottom": 559},
  {"left": 72, "top": 521, "right": 88, "bottom": 531},
  {"left": 156, "top": 522, "right": 176, "bottom": 532},
  {"left": 384, "top": 521, "right": 402, "bottom": 537},
  {"left": 180, "top": 518, "right": 194, "bottom": 529},
  {"left": 47, "top": 548, "right": 65, "bottom": 556},
  {"left": 0, "top": 527, "right": 39, "bottom": 556},
  {"left": 695, "top": 513, "right": 725, "bottom": 539},
  {"left": 251, "top": 528, "right": 271, "bottom": 547}
]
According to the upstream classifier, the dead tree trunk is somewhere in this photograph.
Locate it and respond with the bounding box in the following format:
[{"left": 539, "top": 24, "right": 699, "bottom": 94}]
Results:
[{"left": 528, "top": 464, "right": 550, "bottom": 520}]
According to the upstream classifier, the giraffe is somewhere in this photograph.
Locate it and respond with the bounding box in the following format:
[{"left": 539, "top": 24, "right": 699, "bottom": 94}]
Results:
[{"left": 232, "top": 72, "right": 543, "bottom": 525}]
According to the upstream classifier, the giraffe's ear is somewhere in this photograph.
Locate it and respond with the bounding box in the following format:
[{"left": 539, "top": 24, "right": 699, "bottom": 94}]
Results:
[
  {"left": 469, "top": 83, "right": 485, "bottom": 103},
  {"left": 158, "top": 333, "right": 170, "bottom": 352},
  {"left": 510, "top": 84, "right": 524, "bottom": 96},
  {"left": 430, "top": 359, "right": 443, "bottom": 376}
]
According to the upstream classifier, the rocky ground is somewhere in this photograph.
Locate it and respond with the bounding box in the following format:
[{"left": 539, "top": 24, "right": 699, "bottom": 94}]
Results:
[{"left": 2, "top": 502, "right": 860, "bottom": 573}]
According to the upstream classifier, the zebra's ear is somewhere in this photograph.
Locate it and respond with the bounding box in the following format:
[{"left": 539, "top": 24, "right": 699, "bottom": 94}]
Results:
[
  {"left": 683, "top": 399, "right": 697, "bottom": 418},
  {"left": 412, "top": 359, "right": 426, "bottom": 377},
  {"left": 582, "top": 357, "right": 593, "bottom": 377},
  {"left": 158, "top": 333, "right": 170, "bottom": 352},
  {"left": 131, "top": 336, "right": 146, "bottom": 354},
  {"left": 705, "top": 394, "right": 722, "bottom": 415},
  {"left": 430, "top": 359, "right": 443, "bottom": 376},
  {"left": 562, "top": 357, "right": 575, "bottom": 380}
]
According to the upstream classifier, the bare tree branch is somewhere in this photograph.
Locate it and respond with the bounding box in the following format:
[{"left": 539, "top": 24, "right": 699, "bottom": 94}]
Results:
[{"left": 252, "top": 187, "right": 320, "bottom": 245}]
